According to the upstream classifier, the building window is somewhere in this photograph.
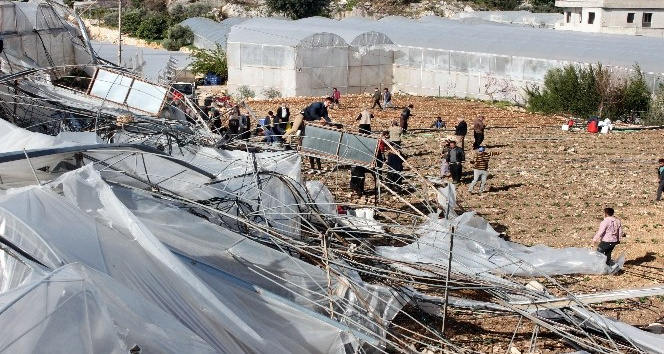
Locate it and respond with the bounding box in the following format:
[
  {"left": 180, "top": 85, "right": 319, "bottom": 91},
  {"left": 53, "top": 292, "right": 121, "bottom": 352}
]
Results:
[
  {"left": 627, "top": 13, "right": 635, "bottom": 23},
  {"left": 566, "top": 12, "right": 571, "bottom": 23},
  {"left": 588, "top": 12, "right": 595, "bottom": 24},
  {"left": 643, "top": 13, "right": 652, "bottom": 27}
]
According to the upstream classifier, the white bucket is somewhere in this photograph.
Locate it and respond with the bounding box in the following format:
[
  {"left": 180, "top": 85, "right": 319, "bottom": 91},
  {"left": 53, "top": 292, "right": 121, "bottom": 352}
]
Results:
[{"left": 356, "top": 208, "right": 374, "bottom": 220}]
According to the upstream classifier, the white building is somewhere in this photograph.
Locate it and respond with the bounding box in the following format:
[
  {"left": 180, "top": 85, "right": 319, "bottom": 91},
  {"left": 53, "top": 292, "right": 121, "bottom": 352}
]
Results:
[{"left": 556, "top": 0, "right": 664, "bottom": 37}]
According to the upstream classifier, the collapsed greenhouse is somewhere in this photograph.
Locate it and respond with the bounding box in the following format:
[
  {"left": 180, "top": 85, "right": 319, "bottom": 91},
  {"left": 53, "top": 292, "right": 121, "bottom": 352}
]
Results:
[
  {"left": 3, "top": 1, "right": 664, "bottom": 353},
  {"left": 186, "top": 15, "right": 664, "bottom": 100}
]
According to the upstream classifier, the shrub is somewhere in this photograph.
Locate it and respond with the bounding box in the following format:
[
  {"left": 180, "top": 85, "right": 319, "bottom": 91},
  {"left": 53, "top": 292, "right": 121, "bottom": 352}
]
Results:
[
  {"left": 136, "top": 14, "right": 170, "bottom": 41},
  {"left": 525, "top": 62, "right": 650, "bottom": 120},
  {"left": 621, "top": 65, "right": 651, "bottom": 117},
  {"left": 169, "top": 3, "right": 214, "bottom": 23},
  {"left": 261, "top": 87, "right": 282, "bottom": 99},
  {"left": 102, "top": 10, "right": 119, "bottom": 28},
  {"left": 645, "top": 83, "right": 664, "bottom": 125},
  {"left": 525, "top": 64, "right": 599, "bottom": 117},
  {"left": 265, "top": 0, "right": 331, "bottom": 19},
  {"left": 236, "top": 85, "right": 256, "bottom": 100},
  {"left": 162, "top": 25, "right": 194, "bottom": 51},
  {"left": 190, "top": 44, "right": 228, "bottom": 80},
  {"left": 121, "top": 9, "right": 145, "bottom": 36}
]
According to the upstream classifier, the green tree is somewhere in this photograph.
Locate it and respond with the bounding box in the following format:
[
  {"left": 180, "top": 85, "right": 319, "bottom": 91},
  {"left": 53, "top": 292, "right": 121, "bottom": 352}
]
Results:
[
  {"left": 525, "top": 63, "right": 599, "bottom": 117},
  {"left": 169, "top": 3, "right": 213, "bottom": 23},
  {"left": 621, "top": 65, "right": 651, "bottom": 116},
  {"left": 162, "top": 25, "right": 194, "bottom": 51},
  {"left": 190, "top": 44, "right": 228, "bottom": 80},
  {"left": 265, "top": 0, "right": 331, "bottom": 19},
  {"left": 121, "top": 8, "right": 145, "bottom": 36},
  {"left": 530, "top": 0, "right": 558, "bottom": 13},
  {"left": 136, "top": 13, "right": 170, "bottom": 40}
]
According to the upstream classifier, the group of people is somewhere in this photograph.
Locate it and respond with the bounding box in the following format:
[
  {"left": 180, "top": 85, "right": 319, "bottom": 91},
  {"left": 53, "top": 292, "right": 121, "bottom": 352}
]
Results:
[
  {"left": 371, "top": 88, "right": 396, "bottom": 110},
  {"left": 439, "top": 116, "right": 494, "bottom": 193}
]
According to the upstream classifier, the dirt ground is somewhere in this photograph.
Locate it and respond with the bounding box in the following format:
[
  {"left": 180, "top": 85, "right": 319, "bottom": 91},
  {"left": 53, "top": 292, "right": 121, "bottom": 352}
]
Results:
[{"left": 239, "top": 92, "right": 664, "bottom": 351}]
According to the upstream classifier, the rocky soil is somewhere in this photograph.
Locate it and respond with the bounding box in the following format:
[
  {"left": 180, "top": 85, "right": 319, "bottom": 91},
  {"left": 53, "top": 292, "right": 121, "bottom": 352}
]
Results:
[{"left": 243, "top": 93, "right": 664, "bottom": 352}]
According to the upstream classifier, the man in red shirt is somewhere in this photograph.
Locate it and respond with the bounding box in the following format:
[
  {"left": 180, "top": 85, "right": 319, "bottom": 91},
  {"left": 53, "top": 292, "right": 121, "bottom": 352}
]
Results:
[{"left": 591, "top": 207, "right": 624, "bottom": 265}]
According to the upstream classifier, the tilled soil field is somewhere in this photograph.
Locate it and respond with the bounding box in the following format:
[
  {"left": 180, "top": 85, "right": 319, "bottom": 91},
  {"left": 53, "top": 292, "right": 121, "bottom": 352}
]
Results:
[{"left": 243, "top": 93, "right": 664, "bottom": 352}]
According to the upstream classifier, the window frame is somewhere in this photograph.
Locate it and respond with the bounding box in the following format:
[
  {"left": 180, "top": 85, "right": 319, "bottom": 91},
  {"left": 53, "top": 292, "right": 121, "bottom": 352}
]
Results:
[
  {"left": 643, "top": 12, "right": 653, "bottom": 28},
  {"left": 627, "top": 12, "right": 635, "bottom": 23}
]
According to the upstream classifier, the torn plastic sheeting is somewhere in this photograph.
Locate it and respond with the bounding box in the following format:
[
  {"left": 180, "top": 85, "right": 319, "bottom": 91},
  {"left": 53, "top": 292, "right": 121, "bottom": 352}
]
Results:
[
  {"left": 0, "top": 167, "right": 353, "bottom": 353},
  {"left": 377, "top": 211, "right": 620, "bottom": 277},
  {"left": 407, "top": 290, "right": 508, "bottom": 313},
  {"left": 0, "top": 263, "right": 217, "bottom": 353},
  {"left": 112, "top": 184, "right": 405, "bottom": 343},
  {"left": 53, "top": 165, "right": 367, "bottom": 353},
  {"left": 89, "top": 146, "right": 306, "bottom": 239},
  {"left": 0, "top": 118, "right": 84, "bottom": 153},
  {"left": 568, "top": 306, "right": 664, "bottom": 354}
]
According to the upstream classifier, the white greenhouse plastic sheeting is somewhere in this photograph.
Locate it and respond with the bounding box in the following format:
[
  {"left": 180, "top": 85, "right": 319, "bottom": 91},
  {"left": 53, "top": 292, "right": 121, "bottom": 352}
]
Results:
[
  {"left": 0, "top": 263, "right": 216, "bottom": 353},
  {"left": 1, "top": 124, "right": 663, "bottom": 353},
  {"left": 378, "top": 186, "right": 624, "bottom": 277},
  {"left": 0, "top": 166, "right": 361, "bottom": 353}
]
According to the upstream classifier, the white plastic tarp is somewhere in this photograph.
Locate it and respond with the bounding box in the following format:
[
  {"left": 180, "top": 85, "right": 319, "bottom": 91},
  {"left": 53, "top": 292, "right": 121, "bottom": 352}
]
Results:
[{"left": 0, "top": 166, "right": 355, "bottom": 353}]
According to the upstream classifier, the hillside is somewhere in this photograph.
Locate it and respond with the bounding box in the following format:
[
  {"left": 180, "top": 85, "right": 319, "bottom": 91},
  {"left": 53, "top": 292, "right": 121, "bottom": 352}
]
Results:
[{"left": 166, "top": 0, "right": 559, "bottom": 19}]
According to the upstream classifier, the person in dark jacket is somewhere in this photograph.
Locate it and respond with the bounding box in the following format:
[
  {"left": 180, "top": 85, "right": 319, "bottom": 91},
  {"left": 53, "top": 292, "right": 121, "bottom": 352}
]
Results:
[
  {"left": 350, "top": 166, "right": 367, "bottom": 196},
  {"left": 285, "top": 97, "right": 333, "bottom": 170},
  {"left": 445, "top": 140, "right": 465, "bottom": 183},
  {"left": 454, "top": 117, "right": 468, "bottom": 150},
  {"left": 400, "top": 104, "right": 414, "bottom": 133},
  {"left": 472, "top": 115, "right": 486, "bottom": 150},
  {"left": 275, "top": 103, "right": 290, "bottom": 133},
  {"left": 386, "top": 150, "right": 404, "bottom": 192},
  {"left": 283, "top": 97, "right": 332, "bottom": 142},
  {"left": 371, "top": 88, "right": 382, "bottom": 109},
  {"left": 657, "top": 158, "right": 664, "bottom": 201}
]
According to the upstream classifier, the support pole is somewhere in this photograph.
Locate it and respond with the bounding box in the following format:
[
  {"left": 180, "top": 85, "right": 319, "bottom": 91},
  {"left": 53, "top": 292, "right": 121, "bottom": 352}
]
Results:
[
  {"left": 118, "top": 0, "right": 122, "bottom": 66},
  {"left": 321, "top": 230, "right": 335, "bottom": 319},
  {"left": 441, "top": 225, "right": 454, "bottom": 335}
]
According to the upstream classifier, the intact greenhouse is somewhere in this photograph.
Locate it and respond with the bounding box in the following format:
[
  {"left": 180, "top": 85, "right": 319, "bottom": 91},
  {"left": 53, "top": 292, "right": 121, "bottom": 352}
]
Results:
[
  {"left": 188, "top": 15, "right": 664, "bottom": 101},
  {"left": 224, "top": 17, "right": 393, "bottom": 98},
  {"left": 180, "top": 17, "right": 247, "bottom": 50}
]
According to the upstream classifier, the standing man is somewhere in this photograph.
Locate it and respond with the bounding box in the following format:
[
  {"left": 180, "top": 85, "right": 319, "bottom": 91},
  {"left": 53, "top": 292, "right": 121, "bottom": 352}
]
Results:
[
  {"left": 356, "top": 107, "right": 373, "bottom": 135},
  {"left": 473, "top": 115, "right": 486, "bottom": 150},
  {"left": 371, "top": 88, "right": 382, "bottom": 109},
  {"left": 275, "top": 102, "right": 290, "bottom": 134},
  {"left": 400, "top": 104, "right": 414, "bottom": 133},
  {"left": 331, "top": 88, "right": 341, "bottom": 109},
  {"left": 388, "top": 120, "right": 402, "bottom": 149},
  {"left": 467, "top": 147, "right": 501, "bottom": 194},
  {"left": 445, "top": 140, "right": 465, "bottom": 184},
  {"left": 455, "top": 117, "right": 468, "bottom": 150},
  {"left": 656, "top": 158, "right": 664, "bottom": 201},
  {"left": 383, "top": 88, "right": 395, "bottom": 109},
  {"left": 591, "top": 207, "right": 624, "bottom": 265}
]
